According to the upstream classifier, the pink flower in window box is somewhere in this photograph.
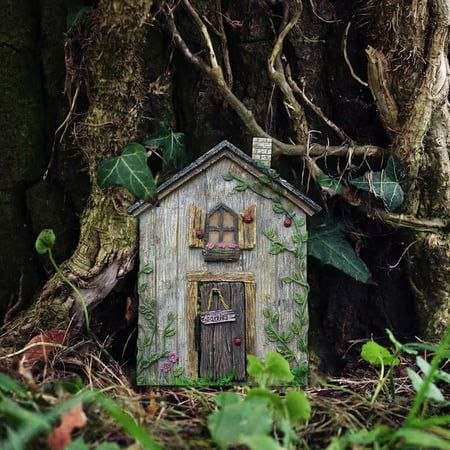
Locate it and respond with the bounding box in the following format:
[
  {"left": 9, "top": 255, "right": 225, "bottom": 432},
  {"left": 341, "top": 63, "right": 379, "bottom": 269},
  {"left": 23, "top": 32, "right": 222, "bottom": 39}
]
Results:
[
  {"left": 206, "top": 242, "right": 215, "bottom": 250},
  {"left": 217, "top": 242, "right": 227, "bottom": 248},
  {"left": 227, "top": 242, "right": 238, "bottom": 249}
]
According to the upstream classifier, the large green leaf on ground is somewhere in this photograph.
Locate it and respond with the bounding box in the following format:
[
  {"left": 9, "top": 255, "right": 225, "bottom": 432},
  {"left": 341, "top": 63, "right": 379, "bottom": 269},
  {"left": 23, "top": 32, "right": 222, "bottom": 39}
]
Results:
[
  {"left": 208, "top": 394, "right": 273, "bottom": 449},
  {"left": 97, "top": 143, "right": 156, "bottom": 200},
  {"left": 350, "top": 155, "right": 405, "bottom": 211},
  {"left": 143, "top": 123, "right": 187, "bottom": 172},
  {"left": 308, "top": 220, "right": 371, "bottom": 283}
]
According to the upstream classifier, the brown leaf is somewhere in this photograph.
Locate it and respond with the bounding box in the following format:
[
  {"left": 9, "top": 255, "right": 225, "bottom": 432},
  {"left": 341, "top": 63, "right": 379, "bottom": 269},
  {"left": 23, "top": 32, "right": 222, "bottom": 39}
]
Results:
[
  {"left": 20, "top": 330, "right": 67, "bottom": 369},
  {"left": 47, "top": 403, "right": 87, "bottom": 450},
  {"left": 145, "top": 390, "right": 158, "bottom": 415}
]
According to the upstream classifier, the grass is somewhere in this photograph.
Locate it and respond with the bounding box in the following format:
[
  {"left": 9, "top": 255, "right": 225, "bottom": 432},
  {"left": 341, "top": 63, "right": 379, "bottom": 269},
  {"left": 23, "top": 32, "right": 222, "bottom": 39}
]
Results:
[{"left": 0, "top": 334, "right": 448, "bottom": 450}]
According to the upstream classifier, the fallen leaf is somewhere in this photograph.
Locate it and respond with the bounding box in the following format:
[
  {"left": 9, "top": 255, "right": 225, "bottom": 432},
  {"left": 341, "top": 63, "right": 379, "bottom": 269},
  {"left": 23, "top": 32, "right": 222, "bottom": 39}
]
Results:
[
  {"left": 48, "top": 403, "right": 87, "bottom": 450},
  {"left": 145, "top": 390, "right": 158, "bottom": 415},
  {"left": 20, "top": 330, "right": 67, "bottom": 369}
]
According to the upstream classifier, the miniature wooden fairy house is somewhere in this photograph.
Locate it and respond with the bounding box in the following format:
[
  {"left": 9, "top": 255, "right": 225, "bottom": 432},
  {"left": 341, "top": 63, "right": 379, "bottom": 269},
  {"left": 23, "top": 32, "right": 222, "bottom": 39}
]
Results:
[{"left": 130, "top": 139, "right": 320, "bottom": 385}]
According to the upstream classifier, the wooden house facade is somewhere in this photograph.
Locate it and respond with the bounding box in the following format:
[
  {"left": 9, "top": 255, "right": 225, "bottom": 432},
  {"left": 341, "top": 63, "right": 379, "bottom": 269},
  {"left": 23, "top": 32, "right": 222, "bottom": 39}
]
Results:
[{"left": 131, "top": 140, "right": 320, "bottom": 385}]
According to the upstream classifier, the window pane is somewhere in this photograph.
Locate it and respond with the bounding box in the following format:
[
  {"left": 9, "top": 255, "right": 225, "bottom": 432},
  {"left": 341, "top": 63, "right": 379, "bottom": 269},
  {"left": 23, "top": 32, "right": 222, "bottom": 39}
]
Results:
[
  {"left": 222, "top": 211, "right": 234, "bottom": 228},
  {"left": 209, "top": 211, "right": 219, "bottom": 227},
  {"left": 223, "top": 231, "right": 235, "bottom": 244},
  {"left": 208, "top": 231, "right": 219, "bottom": 244}
]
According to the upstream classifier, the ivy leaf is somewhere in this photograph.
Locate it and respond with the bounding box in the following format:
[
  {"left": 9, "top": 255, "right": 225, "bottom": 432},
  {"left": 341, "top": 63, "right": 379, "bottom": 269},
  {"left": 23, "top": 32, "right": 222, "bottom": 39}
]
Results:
[
  {"left": 97, "top": 143, "right": 156, "bottom": 200},
  {"left": 361, "top": 341, "right": 400, "bottom": 367},
  {"left": 35, "top": 229, "right": 56, "bottom": 255},
  {"left": 317, "top": 174, "right": 344, "bottom": 195},
  {"left": 143, "top": 123, "right": 187, "bottom": 172},
  {"left": 308, "top": 220, "right": 371, "bottom": 283},
  {"left": 350, "top": 155, "right": 406, "bottom": 212},
  {"left": 385, "top": 154, "right": 407, "bottom": 181}
]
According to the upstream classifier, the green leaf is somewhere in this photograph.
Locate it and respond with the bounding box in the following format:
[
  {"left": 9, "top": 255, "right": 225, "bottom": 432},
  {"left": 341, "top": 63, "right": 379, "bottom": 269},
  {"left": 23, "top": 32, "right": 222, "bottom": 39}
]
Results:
[
  {"left": 285, "top": 390, "right": 311, "bottom": 424},
  {"left": 141, "top": 265, "right": 153, "bottom": 274},
  {"left": 361, "top": 341, "right": 400, "bottom": 367},
  {"left": 264, "top": 352, "right": 294, "bottom": 385},
  {"left": 247, "top": 387, "right": 283, "bottom": 412},
  {"left": 223, "top": 173, "right": 234, "bottom": 181},
  {"left": 239, "top": 435, "right": 282, "bottom": 450},
  {"left": 247, "top": 354, "right": 264, "bottom": 380},
  {"left": 96, "top": 394, "right": 162, "bottom": 450},
  {"left": 0, "top": 374, "right": 26, "bottom": 394},
  {"left": 385, "top": 154, "right": 407, "bottom": 182},
  {"left": 272, "top": 203, "right": 285, "bottom": 214},
  {"left": 394, "top": 427, "right": 450, "bottom": 449},
  {"left": 406, "top": 368, "right": 444, "bottom": 402},
  {"left": 350, "top": 167, "right": 404, "bottom": 211},
  {"left": 386, "top": 328, "right": 418, "bottom": 355},
  {"left": 143, "top": 123, "right": 188, "bottom": 172},
  {"left": 35, "top": 229, "right": 56, "bottom": 255},
  {"left": 235, "top": 182, "right": 248, "bottom": 192},
  {"left": 308, "top": 219, "right": 371, "bottom": 283},
  {"left": 97, "top": 143, "right": 156, "bottom": 200},
  {"left": 67, "top": 439, "right": 90, "bottom": 450},
  {"left": 208, "top": 395, "right": 273, "bottom": 449},
  {"left": 317, "top": 174, "right": 344, "bottom": 195},
  {"left": 95, "top": 443, "right": 122, "bottom": 450}
]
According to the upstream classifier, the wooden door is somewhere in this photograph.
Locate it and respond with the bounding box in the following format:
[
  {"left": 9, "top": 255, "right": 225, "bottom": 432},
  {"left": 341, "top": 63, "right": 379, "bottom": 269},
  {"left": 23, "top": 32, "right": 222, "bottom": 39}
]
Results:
[{"left": 198, "top": 282, "right": 246, "bottom": 381}]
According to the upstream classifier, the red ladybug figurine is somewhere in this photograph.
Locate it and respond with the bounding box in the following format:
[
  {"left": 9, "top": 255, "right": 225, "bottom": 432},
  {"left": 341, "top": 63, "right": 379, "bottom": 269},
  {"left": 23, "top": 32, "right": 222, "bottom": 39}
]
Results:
[
  {"left": 242, "top": 213, "right": 254, "bottom": 223},
  {"left": 283, "top": 218, "right": 292, "bottom": 227},
  {"left": 195, "top": 229, "right": 204, "bottom": 239}
]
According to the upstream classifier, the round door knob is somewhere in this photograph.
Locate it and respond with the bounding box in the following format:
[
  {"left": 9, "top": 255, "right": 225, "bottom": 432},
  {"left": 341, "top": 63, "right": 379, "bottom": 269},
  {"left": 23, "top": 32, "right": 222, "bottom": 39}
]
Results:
[{"left": 233, "top": 337, "right": 242, "bottom": 346}]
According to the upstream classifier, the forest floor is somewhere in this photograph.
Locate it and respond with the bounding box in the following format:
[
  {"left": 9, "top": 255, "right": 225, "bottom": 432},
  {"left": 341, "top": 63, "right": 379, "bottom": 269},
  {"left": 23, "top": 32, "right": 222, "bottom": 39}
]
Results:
[{"left": 2, "top": 343, "right": 447, "bottom": 450}]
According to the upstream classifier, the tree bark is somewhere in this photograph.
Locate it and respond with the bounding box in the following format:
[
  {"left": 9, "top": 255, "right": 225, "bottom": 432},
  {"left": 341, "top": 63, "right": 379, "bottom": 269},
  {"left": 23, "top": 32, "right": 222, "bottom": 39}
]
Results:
[
  {"left": 0, "top": 0, "right": 152, "bottom": 349},
  {"left": 367, "top": 0, "right": 450, "bottom": 337}
]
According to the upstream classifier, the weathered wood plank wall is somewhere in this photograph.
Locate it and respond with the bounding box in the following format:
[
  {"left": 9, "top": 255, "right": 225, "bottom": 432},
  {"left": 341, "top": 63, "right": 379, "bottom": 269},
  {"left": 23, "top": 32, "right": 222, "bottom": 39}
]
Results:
[{"left": 137, "top": 157, "right": 307, "bottom": 384}]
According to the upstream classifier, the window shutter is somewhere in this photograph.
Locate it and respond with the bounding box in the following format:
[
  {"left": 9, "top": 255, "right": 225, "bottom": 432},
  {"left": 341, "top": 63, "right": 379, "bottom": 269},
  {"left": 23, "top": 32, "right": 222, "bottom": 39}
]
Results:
[
  {"left": 188, "top": 203, "right": 206, "bottom": 248},
  {"left": 238, "top": 205, "right": 256, "bottom": 249}
]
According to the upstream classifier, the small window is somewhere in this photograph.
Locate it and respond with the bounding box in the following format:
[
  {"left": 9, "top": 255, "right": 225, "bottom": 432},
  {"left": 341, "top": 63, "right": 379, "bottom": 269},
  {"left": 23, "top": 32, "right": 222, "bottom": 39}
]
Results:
[
  {"left": 204, "top": 203, "right": 240, "bottom": 262},
  {"left": 205, "top": 203, "right": 238, "bottom": 245}
]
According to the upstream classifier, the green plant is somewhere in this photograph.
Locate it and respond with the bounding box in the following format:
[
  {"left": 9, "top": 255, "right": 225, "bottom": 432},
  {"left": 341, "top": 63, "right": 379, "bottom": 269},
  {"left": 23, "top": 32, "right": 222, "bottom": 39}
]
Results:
[
  {"left": 0, "top": 374, "right": 161, "bottom": 450},
  {"left": 208, "top": 352, "right": 311, "bottom": 450},
  {"left": 35, "top": 229, "right": 90, "bottom": 333},
  {"left": 96, "top": 123, "right": 188, "bottom": 201},
  {"left": 328, "top": 327, "right": 450, "bottom": 449},
  {"left": 360, "top": 339, "right": 400, "bottom": 405}
]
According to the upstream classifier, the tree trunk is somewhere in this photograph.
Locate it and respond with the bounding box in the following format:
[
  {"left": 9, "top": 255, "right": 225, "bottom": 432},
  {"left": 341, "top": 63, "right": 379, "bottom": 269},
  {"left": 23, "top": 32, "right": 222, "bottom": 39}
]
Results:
[
  {"left": 0, "top": 0, "right": 151, "bottom": 349},
  {"left": 367, "top": 0, "right": 450, "bottom": 337}
]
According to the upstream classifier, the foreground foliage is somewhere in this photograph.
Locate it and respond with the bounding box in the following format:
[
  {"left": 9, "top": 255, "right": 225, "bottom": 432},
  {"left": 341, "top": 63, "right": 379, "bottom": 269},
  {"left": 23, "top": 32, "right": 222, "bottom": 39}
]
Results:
[{"left": 0, "top": 327, "right": 448, "bottom": 449}]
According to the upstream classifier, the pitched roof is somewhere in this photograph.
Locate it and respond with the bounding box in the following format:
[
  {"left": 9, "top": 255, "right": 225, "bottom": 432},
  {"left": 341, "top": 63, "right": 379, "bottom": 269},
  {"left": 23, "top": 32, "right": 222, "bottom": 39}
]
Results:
[{"left": 128, "top": 140, "right": 321, "bottom": 216}]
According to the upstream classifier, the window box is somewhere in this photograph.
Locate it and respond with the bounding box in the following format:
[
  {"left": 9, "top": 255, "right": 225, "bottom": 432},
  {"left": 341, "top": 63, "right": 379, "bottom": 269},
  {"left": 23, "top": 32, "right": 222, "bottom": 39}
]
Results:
[{"left": 203, "top": 246, "right": 241, "bottom": 262}]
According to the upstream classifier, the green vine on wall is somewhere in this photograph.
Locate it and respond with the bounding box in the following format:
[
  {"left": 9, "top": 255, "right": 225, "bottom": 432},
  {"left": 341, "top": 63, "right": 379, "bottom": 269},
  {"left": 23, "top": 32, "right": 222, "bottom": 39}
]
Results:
[
  {"left": 224, "top": 171, "right": 309, "bottom": 367},
  {"left": 136, "top": 266, "right": 183, "bottom": 384}
]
